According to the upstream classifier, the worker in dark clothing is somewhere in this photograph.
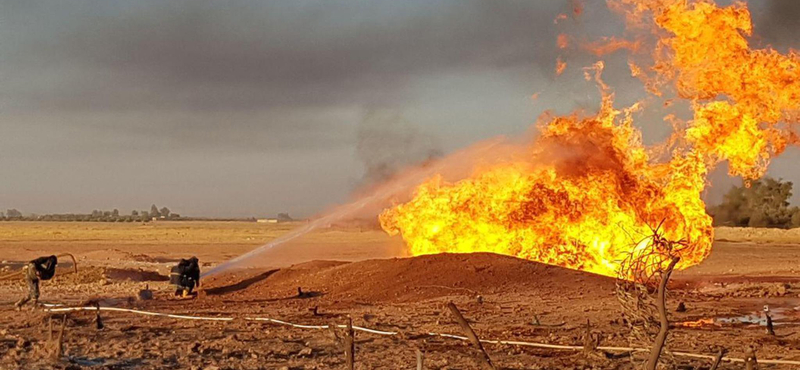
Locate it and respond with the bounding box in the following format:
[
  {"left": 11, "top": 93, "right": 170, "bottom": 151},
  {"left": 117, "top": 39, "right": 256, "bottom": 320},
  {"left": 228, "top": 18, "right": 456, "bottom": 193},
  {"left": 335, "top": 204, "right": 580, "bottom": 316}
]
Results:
[
  {"left": 15, "top": 255, "right": 58, "bottom": 310},
  {"left": 170, "top": 257, "right": 200, "bottom": 297}
]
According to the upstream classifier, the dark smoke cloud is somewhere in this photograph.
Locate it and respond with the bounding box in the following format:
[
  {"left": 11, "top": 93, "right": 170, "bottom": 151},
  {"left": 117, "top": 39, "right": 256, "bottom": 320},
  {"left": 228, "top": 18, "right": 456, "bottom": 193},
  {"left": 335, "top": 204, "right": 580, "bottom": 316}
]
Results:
[
  {"left": 0, "top": 0, "right": 570, "bottom": 216},
  {"left": 3, "top": 0, "right": 562, "bottom": 115},
  {"left": 3, "top": 0, "right": 798, "bottom": 217},
  {"left": 356, "top": 110, "right": 442, "bottom": 187},
  {"left": 751, "top": 0, "right": 800, "bottom": 51}
]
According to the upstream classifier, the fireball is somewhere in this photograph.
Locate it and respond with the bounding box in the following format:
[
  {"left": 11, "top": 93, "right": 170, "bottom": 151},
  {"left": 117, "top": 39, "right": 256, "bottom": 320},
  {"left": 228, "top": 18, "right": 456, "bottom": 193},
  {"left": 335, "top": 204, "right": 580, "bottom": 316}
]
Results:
[{"left": 380, "top": 0, "right": 800, "bottom": 278}]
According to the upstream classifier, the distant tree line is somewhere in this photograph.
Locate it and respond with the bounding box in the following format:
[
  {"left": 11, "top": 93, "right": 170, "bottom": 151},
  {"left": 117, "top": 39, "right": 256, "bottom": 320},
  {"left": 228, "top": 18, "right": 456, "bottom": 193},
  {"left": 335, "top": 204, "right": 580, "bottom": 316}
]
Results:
[
  {"left": 710, "top": 177, "right": 800, "bottom": 228},
  {"left": 0, "top": 204, "right": 181, "bottom": 222}
]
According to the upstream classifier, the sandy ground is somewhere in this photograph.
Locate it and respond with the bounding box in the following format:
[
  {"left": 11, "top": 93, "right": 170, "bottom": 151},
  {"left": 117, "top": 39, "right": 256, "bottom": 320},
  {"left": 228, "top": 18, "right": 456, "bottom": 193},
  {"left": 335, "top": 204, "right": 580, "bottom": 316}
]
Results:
[
  {"left": 0, "top": 221, "right": 405, "bottom": 271},
  {"left": 0, "top": 222, "right": 798, "bottom": 369}
]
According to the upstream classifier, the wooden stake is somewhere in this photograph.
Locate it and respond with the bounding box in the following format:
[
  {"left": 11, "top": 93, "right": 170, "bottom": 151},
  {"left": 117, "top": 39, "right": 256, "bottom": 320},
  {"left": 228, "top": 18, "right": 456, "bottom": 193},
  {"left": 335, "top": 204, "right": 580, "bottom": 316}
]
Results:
[
  {"left": 95, "top": 303, "right": 104, "bottom": 330},
  {"left": 583, "top": 319, "right": 597, "bottom": 354},
  {"left": 765, "top": 314, "right": 775, "bottom": 336},
  {"left": 645, "top": 257, "right": 680, "bottom": 370},
  {"left": 745, "top": 347, "right": 758, "bottom": 370},
  {"left": 344, "top": 317, "right": 355, "bottom": 370},
  {"left": 51, "top": 315, "right": 66, "bottom": 362},
  {"left": 328, "top": 320, "right": 341, "bottom": 347},
  {"left": 709, "top": 348, "right": 726, "bottom": 370},
  {"left": 416, "top": 349, "right": 424, "bottom": 370},
  {"left": 446, "top": 302, "right": 496, "bottom": 370}
]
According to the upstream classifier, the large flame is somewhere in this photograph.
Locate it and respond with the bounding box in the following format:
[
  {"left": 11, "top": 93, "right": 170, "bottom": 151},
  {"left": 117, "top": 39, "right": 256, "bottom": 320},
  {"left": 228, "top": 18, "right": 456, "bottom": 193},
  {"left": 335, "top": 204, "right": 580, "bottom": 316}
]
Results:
[
  {"left": 379, "top": 0, "right": 800, "bottom": 278},
  {"left": 623, "top": 0, "right": 800, "bottom": 178},
  {"left": 380, "top": 65, "right": 711, "bottom": 277}
]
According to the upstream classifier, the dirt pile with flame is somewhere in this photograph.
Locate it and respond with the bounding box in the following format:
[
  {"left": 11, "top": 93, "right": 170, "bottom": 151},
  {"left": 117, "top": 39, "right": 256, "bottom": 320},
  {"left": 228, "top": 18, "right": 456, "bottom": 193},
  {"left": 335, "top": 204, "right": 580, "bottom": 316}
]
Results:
[
  {"left": 380, "top": 0, "right": 800, "bottom": 278},
  {"left": 205, "top": 253, "right": 615, "bottom": 303}
]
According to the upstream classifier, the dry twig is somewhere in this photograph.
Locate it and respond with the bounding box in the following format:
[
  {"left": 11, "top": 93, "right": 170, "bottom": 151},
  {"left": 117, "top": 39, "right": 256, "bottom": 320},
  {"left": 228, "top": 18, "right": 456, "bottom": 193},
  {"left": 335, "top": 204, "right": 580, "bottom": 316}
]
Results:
[
  {"left": 745, "top": 346, "right": 758, "bottom": 370},
  {"left": 583, "top": 319, "right": 598, "bottom": 355},
  {"left": 344, "top": 317, "right": 355, "bottom": 370},
  {"left": 95, "top": 303, "right": 104, "bottom": 330},
  {"left": 328, "top": 320, "right": 342, "bottom": 347},
  {"left": 51, "top": 314, "right": 67, "bottom": 362},
  {"left": 645, "top": 257, "right": 679, "bottom": 370},
  {"left": 616, "top": 220, "right": 687, "bottom": 368},
  {"left": 447, "top": 302, "right": 496, "bottom": 370},
  {"left": 766, "top": 314, "right": 775, "bottom": 336},
  {"left": 709, "top": 348, "right": 726, "bottom": 370}
]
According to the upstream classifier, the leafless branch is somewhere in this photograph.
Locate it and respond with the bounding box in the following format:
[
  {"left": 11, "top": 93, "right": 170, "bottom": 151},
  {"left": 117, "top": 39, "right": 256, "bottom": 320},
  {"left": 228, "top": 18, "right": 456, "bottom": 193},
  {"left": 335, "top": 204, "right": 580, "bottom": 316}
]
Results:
[
  {"left": 710, "top": 348, "right": 726, "bottom": 370},
  {"left": 344, "top": 317, "right": 355, "bottom": 370},
  {"left": 447, "top": 302, "right": 496, "bottom": 370},
  {"left": 645, "top": 257, "right": 679, "bottom": 370}
]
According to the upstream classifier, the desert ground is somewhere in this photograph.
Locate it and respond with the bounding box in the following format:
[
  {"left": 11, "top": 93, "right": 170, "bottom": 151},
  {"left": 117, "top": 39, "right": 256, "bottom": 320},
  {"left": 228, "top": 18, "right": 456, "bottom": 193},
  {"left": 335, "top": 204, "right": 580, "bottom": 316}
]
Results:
[{"left": 0, "top": 221, "right": 798, "bottom": 369}]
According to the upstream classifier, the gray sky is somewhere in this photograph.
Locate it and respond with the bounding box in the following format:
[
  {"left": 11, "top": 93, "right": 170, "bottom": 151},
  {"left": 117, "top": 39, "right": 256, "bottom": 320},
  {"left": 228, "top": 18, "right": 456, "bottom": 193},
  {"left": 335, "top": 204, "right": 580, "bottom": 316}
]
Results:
[{"left": 1, "top": 0, "right": 798, "bottom": 218}]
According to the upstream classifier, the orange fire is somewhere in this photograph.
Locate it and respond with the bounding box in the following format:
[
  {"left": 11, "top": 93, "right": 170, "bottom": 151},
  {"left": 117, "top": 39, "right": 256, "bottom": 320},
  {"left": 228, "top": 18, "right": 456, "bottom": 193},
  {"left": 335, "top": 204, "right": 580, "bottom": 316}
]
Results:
[
  {"left": 381, "top": 65, "right": 711, "bottom": 277},
  {"left": 557, "top": 34, "right": 570, "bottom": 50},
  {"left": 582, "top": 37, "right": 642, "bottom": 57},
  {"left": 556, "top": 57, "right": 567, "bottom": 76},
  {"left": 676, "top": 318, "right": 717, "bottom": 328},
  {"left": 380, "top": 0, "right": 800, "bottom": 278}
]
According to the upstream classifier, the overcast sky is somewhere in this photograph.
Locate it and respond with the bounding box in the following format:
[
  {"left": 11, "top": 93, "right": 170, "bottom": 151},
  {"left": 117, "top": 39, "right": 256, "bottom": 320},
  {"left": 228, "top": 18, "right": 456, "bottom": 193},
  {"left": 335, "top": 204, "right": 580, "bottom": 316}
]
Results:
[{"left": 1, "top": 0, "right": 799, "bottom": 218}]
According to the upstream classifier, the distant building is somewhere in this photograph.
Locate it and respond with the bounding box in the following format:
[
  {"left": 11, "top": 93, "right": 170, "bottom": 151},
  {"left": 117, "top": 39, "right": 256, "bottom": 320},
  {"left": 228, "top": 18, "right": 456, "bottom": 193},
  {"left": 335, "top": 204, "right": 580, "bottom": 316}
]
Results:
[{"left": 256, "top": 218, "right": 278, "bottom": 223}]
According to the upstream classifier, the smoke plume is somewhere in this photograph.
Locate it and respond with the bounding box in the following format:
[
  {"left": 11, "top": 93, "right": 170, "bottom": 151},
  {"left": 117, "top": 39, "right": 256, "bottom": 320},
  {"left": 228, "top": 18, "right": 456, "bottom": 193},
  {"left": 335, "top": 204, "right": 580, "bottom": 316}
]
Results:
[{"left": 356, "top": 110, "right": 442, "bottom": 187}]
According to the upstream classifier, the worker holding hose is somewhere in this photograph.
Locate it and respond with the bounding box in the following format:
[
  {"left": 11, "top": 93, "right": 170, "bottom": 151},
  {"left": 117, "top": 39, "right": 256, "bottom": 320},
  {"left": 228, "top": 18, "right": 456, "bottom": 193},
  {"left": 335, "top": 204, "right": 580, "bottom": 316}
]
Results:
[
  {"left": 15, "top": 255, "right": 58, "bottom": 310},
  {"left": 170, "top": 257, "right": 201, "bottom": 297}
]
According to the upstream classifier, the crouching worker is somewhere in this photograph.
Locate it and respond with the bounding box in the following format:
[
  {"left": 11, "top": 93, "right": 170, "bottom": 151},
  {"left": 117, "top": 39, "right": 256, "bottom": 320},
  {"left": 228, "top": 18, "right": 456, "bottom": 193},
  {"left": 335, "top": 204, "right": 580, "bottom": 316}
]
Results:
[
  {"left": 15, "top": 255, "right": 58, "bottom": 310},
  {"left": 170, "top": 257, "right": 200, "bottom": 297}
]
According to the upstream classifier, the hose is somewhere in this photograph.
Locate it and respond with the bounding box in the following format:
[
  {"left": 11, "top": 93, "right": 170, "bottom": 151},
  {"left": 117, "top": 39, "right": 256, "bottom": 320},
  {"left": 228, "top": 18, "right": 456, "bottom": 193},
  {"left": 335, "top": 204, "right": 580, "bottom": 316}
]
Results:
[
  {"left": 43, "top": 305, "right": 800, "bottom": 366},
  {"left": 56, "top": 253, "right": 79, "bottom": 274},
  {"left": 0, "top": 270, "right": 23, "bottom": 281}
]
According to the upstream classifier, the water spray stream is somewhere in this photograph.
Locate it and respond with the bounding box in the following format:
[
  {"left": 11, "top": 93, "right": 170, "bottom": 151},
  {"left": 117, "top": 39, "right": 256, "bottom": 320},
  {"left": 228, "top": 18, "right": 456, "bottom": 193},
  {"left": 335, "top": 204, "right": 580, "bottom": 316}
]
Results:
[
  {"left": 202, "top": 139, "right": 504, "bottom": 278},
  {"left": 202, "top": 199, "right": 373, "bottom": 277}
]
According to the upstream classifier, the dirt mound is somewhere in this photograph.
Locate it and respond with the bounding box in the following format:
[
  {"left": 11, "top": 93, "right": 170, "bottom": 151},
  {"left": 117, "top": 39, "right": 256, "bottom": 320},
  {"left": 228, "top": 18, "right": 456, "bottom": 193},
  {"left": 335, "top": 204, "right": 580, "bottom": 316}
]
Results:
[
  {"left": 207, "top": 253, "right": 615, "bottom": 303},
  {"left": 104, "top": 268, "right": 169, "bottom": 282}
]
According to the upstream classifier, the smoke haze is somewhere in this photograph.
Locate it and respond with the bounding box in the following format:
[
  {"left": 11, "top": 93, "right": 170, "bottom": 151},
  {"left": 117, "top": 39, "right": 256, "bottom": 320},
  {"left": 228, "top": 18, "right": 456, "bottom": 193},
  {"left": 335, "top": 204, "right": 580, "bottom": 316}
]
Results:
[{"left": 1, "top": 0, "right": 798, "bottom": 217}]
